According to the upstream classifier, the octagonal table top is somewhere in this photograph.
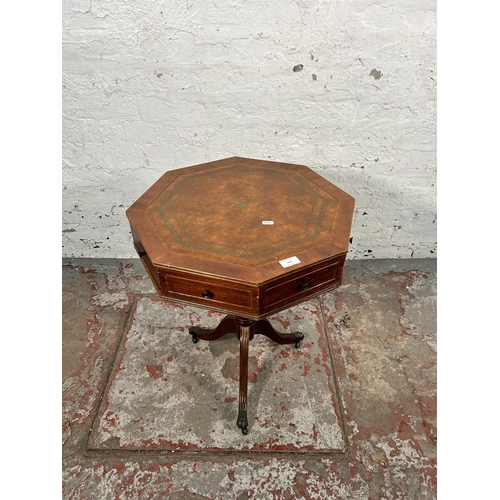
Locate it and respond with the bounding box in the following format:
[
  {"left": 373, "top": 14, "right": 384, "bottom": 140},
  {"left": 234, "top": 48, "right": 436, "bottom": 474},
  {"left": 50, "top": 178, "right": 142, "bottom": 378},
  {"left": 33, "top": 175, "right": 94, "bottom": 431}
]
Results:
[{"left": 126, "top": 157, "right": 355, "bottom": 285}]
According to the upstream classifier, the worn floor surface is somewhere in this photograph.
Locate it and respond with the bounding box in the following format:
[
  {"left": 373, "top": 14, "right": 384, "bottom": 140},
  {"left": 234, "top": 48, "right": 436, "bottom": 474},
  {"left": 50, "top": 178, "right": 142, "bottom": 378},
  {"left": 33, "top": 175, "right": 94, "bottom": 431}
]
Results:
[{"left": 62, "top": 258, "right": 437, "bottom": 499}]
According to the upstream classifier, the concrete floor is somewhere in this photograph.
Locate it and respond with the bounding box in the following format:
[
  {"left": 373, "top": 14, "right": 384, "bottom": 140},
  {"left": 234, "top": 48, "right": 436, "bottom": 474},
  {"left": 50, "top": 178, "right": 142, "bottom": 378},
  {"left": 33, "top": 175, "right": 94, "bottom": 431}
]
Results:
[{"left": 62, "top": 258, "right": 437, "bottom": 499}]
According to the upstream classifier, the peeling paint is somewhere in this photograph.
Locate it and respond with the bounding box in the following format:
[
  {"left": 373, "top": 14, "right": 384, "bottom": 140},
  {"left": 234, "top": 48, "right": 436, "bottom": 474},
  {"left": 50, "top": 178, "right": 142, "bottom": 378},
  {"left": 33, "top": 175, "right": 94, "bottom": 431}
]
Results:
[{"left": 63, "top": 258, "right": 436, "bottom": 499}]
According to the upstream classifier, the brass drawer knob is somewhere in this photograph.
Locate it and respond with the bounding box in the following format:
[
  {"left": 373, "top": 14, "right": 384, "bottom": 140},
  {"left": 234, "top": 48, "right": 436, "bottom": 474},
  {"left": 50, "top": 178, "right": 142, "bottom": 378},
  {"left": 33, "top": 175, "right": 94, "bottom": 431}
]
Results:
[
  {"left": 297, "top": 282, "right": 310, "bottom": 291},
  {"left": 202, "top": 290, "right": 214, "bottom": 299}
]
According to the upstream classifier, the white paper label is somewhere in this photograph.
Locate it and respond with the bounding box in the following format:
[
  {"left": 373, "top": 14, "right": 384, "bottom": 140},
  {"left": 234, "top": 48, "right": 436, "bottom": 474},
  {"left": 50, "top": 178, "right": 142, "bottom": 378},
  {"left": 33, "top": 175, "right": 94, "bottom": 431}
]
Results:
[
  {"left": 279, "top": 256, "right": 301, "bottom": 268},
  {"left": 262, "top": 220, "right": 274, "bottom": 225}
]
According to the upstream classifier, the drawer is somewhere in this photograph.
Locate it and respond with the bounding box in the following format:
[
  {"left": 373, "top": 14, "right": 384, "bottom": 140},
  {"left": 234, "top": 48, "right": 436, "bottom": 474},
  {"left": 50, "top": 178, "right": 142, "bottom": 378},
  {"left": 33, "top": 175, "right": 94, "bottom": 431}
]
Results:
[
  {"left": 160, "top": 271, "right": 254, "bottom": 310},
  {"left": 263, "top": 260, "right": 341, "bottom": 310}
]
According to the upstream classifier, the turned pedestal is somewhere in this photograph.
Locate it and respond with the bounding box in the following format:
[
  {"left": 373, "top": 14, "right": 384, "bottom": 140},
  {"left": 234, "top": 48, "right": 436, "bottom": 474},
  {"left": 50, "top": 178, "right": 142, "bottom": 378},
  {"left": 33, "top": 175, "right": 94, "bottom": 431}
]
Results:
[{"left": 189, "top": 315, "right": 304, "bottom": 434}]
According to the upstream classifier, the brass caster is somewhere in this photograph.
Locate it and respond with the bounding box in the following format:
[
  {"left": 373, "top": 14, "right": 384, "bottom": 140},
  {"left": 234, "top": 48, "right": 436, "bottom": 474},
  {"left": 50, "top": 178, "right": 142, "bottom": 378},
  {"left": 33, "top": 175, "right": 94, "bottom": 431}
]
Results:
[
  {"left": 237, "top": 411, "right": 248, "bottom": 435},
  {"left": 189, "top": 327, "right": 199, "bottom": 343},
  {"left": 293, "top": 331, "right": 304, "bottom": 348}
]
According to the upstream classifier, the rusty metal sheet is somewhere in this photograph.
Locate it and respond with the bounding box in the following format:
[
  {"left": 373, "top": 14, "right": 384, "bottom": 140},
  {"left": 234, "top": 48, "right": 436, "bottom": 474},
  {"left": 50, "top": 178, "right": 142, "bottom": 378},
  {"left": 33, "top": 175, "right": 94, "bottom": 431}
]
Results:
[{"left": 89, "top": 297, "right": 346, "bottom": 453}]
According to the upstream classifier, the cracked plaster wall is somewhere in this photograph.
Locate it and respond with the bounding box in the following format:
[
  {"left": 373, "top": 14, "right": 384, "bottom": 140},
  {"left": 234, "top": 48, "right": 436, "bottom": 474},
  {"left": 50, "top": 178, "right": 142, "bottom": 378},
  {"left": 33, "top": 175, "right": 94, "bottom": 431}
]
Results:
[{"left": 62, "top": 0, "right": 436, "bottom": 259}]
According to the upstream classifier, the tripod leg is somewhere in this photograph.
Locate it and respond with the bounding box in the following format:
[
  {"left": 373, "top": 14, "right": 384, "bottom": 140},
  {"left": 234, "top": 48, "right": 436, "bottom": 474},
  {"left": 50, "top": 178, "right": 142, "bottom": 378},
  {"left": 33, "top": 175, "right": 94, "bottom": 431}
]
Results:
[
  {"left": 255, "top": 318, "right": 304, "bottom": 348},
  {"left": 189, "top": 315, "right": 237, "bottom": 343}
]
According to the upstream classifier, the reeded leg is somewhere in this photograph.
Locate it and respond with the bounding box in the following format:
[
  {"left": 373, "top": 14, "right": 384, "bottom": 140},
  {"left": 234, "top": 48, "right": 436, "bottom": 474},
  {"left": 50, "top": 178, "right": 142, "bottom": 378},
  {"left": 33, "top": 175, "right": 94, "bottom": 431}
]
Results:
[
  {"left": 189, "top": 315, "right": 238, "bottom": 343},
  {"left": 255, "top": 319, "right": 304, "bottom": 348},
  {"left": 236, "top": 318, "right": 253, "bottom": 435}
]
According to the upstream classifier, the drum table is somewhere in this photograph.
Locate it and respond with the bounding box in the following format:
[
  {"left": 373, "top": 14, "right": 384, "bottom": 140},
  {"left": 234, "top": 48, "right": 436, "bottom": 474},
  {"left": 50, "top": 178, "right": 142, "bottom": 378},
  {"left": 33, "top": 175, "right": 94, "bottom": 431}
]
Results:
[{"left": 126, "top": 157, "right": 355, "bottom": 435}]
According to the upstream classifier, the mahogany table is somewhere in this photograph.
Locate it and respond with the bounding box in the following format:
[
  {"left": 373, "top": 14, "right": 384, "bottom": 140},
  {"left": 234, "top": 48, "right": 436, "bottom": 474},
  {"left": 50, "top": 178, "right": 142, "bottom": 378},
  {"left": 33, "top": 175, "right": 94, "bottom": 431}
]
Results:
[{"left": 126, "top": 157, "right": 355, "bottom": 435}]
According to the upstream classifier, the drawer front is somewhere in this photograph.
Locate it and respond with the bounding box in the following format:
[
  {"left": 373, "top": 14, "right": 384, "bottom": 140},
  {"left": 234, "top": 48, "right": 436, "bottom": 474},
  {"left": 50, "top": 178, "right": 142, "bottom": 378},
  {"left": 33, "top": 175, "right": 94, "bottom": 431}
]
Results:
[
  {"left": 161, "top": 272, "right": 253, "bottom": 310},
  {"left": 263, "top": 260, "right": 341, "bottom": 310}
]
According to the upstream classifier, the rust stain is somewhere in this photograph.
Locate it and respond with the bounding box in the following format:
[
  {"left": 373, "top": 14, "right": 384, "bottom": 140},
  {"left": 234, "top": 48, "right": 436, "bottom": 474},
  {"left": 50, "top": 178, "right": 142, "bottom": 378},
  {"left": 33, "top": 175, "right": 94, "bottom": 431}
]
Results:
[
  {"left": 292, "top": 349, "right": 311, "bottom": 361},
  {"left": 146, "top": 364, "right": 164, "bottom": 378},
  {"left": 274, "top": 317, "right": 291, "bottom": 329}
]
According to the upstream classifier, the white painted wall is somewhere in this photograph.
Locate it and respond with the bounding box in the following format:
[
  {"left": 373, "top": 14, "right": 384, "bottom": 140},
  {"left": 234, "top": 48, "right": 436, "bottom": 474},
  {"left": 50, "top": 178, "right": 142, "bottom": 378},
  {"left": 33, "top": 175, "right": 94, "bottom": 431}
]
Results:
[{"left": 62, "top": 0, "right": 436, "bottom": 259}]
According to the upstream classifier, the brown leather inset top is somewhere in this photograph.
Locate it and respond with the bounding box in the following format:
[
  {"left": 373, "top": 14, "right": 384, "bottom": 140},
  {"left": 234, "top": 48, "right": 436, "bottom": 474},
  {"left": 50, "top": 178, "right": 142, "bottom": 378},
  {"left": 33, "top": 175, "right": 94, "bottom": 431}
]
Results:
[
  {"left": 126, "top": 157, "right": 354, "bottom": 285},
  {"left": 145, "top": 163, "right": 339, "bottom": 267}
]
